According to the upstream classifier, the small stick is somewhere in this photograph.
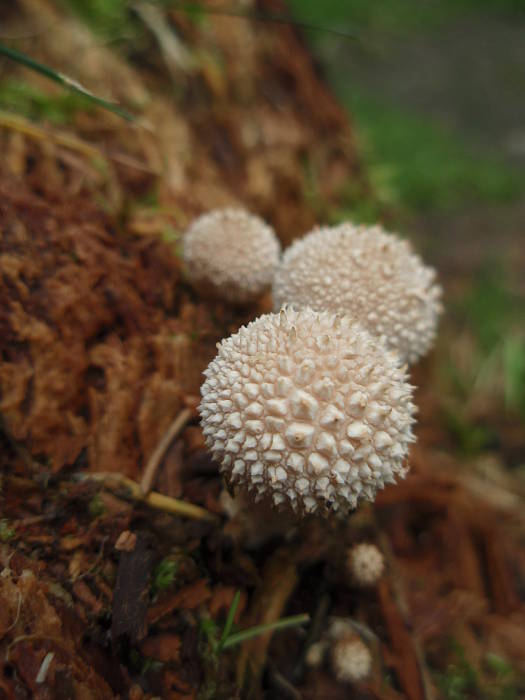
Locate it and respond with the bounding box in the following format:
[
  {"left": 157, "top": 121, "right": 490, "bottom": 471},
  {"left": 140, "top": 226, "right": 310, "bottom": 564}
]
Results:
[
  {"left": 377, "top": 530, "right": 435, "bottom": 700},
  {"left": 77, "top": 471, "right": 216, "bottom": 522},
  {"left": 0, "top": 110, "right": 102, "bottom": 159},
  {"left": 140, "top": 407, "right": 192, "bottom": 495},
  {"left": 237, "top": 546, "right": 299, "bottom": 693}
]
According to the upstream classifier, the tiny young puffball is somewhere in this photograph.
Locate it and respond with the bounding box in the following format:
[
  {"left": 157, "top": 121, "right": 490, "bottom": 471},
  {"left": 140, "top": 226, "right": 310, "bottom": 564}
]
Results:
[
  {"left": 305, "top": 640, "right": 327, "bottom": 668},
  {"left": 331, "top": 633, "right": 372, "bottom": 683},
  {"left": 347, "top": 542, "right": 385, "bottom": 586},
  {"left": 305, "top": 619, "right": 372, "bottom": 683}
]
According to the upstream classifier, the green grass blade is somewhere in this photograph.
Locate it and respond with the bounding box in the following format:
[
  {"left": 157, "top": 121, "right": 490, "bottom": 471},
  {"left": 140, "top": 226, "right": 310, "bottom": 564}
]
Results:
[
  {"left": 217, "top": 590, "right": 241, "bottom": 653},
  {"left": 170, "top": 2, "right": 359, "bottom": 41},
  {"left": 221, "top": 613, "right": 309, "bottom": 651},
  {"left": 0, "top": 43, "right": 135, "bottom": 122}
]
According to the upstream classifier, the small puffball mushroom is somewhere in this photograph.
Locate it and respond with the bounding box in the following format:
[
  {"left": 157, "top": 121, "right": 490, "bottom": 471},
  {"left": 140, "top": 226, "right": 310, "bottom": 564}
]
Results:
[
  {"left": 305, "top": 640, "right": 327, "bottom": 668},
  {"left": 273, "top": 222, "right": 442, "bottom": 364},
  {"left": 199, "top": 307, "right": 416, "bottom": 515},
  {"left": 183, "top": 208, "right": 280, "bottom": 304},
  {"left": 308, "top": 618, "right": 372, "bottom": 683},
  {"left": 331, "top": 634, "right": 372, "bottom": 683},
  {"left": 347, "top": 543, "right": 385, "bottom": 586}
]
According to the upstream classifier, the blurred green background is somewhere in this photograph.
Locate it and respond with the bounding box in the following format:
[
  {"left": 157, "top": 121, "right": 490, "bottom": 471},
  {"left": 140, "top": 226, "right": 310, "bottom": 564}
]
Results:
[{"left": 287, "top": 0, "right": 525, "bottom": 466}]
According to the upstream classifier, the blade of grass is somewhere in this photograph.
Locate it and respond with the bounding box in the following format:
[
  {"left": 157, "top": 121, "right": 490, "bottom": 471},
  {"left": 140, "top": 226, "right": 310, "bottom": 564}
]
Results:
[
  {"left": 0, "top": 43, "right": 135, "bottom": 122},
  {"left": 221, "top": 613, "right": 309, "bottom": 650},
  {"left": 169, "top": 2, "right": 360, "bottom": 42},
  {"left": 217, "top": 590, "right": 241, "bottom": 653}
]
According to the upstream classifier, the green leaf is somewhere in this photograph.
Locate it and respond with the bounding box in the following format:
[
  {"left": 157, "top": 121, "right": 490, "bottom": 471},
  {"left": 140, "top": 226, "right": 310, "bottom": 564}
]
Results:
[
  {"left": 151, "top": 558, "right": 178, "bottom": 595},
  {"left": 221, "top": 613, "right": 309, "bottom": 650},
  {"left": 217, "top": 590, "right": 241, "bottom": 653},
  {"left": 485, "top": 652, "right": 513, "bottom": 678},
  {"left": 88, "top": 494, "right": 106, "bottom": 518},
  {"left": 0, "top": 43, "right": 135, "bottom": 122},
  {"left": 0, "top": 520, "right": 15, "bottom": 542}
]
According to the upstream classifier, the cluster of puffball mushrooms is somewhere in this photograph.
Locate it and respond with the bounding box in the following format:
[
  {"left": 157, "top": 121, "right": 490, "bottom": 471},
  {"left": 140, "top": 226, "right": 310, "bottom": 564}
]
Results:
[
  {"left": 184, "top": 208, "right": 442, "bottom": 516},
  {"left": 183, "top": 207, "right": 442, "bottom": 682}
]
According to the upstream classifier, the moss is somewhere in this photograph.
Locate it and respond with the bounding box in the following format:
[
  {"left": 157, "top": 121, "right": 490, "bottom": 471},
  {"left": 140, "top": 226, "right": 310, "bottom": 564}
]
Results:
[
  {"left": 88, "top": 494, "right": 106, "bottom": 519},
  {"left": 151, "top": 557, "right": 178, "bottom": 596},
  {"left": 0, "top": 519, "right": 15, "bottom": 543},
  {"left": 435, "top": 642, "right": 521, "bottom": 700}
]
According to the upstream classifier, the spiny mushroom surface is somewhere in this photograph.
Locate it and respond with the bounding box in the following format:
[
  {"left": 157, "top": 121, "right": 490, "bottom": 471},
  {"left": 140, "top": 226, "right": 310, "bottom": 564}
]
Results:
[
  {"left": 347, "top": 542, "right": 385, "bottom": 586},
  {"left": 273, "top": 222, "right": 442, "bottom": 363},
  {"left": 199, "top": 307, "right": 416, "bottom": 515},
  {"left": 183, "top": 208, "right": 280, "bottom": 304}
]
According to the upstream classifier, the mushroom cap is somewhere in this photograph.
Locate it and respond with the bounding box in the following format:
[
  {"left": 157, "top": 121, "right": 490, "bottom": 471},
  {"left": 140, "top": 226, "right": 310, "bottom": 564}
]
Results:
[
  {"left": 199, "top": 307, "right": 416, "bottom": 516},
  {"left": 183, "top": 208, "right": 280, "bottom": 304},
  {"left": 347, "top": 542, "right": 385, "bottom": 586},
  {"left": 305, "top": 641, "right": 327, "bottom": 668},
  {"left": 331, "top": 634, "right": 371, "bottom": 683},
  {"left": 273, "top": 222, "right": 442, "bottom": 363}
]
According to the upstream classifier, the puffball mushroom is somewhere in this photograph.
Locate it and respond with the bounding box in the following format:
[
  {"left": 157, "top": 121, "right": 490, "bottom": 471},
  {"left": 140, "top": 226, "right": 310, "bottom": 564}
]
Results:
[
  {"left": 331, "top": 633, "right": 372, "bottom": 683},
  {"left": 199, "top": 307, "right": 416, "bottom": 515},
  {"left": 273, "top": 222, "right": 442, "bottom": 364},
  {"left": 347, "top": 542, "right": 385, "bottom": 586},
  {"left": 306, "top": 618, "right": 372, "bottom": 684},
  {"left": 183, "top": 208, "right": 281, "bottom": 304}
]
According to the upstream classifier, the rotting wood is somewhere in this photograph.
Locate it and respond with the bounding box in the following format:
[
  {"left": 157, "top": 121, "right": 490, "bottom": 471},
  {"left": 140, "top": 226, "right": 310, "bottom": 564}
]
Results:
[{"left": 111, "top": 530, "right": 155, "bottom": 645}]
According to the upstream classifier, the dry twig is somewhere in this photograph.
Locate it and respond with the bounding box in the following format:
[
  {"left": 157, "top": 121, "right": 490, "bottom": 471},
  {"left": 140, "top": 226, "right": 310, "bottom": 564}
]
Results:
[
  {"left": 237, "top": 546, "right": 300, "bottom": 697},
  {"left": 76, "top": 471, "right": 216, "bottom": 521},
  {"left": 140, "top": 407, "right": 192, "bottom": 495}
]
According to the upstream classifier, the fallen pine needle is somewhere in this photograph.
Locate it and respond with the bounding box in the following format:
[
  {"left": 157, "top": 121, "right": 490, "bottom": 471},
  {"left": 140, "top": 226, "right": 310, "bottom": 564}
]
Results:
[
  {"left": 0, "top": 110, "right": 157, "bottom": 172},
  {"left": 0, "top": 109, "right": 103, "bottom": 160},
  {"left": 140, "top": 407, "right": 192, "bottom": 495},
  {"left": 75, "top": 472, "right": 217, "bottom": 522}
]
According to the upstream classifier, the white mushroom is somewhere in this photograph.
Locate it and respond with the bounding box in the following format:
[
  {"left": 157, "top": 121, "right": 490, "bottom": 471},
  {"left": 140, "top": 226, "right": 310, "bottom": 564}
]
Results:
[
  {"left": 273, "top": 222, "right": 442, "bottom": 363},
  {"left": 183, "top": 208, "right": 280, "bottom": 304},
  {"left": 306, "top": 618, "right": 373, "bottom": 684},
  {"left": 331, "top": 633, "right": 372, "bottom": 683},
  {"left": 199, "top": 307, "right": 416, "bottom": 515},
  {"left": 347, "top": 543, "right": 385, "bottom": 586}
]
